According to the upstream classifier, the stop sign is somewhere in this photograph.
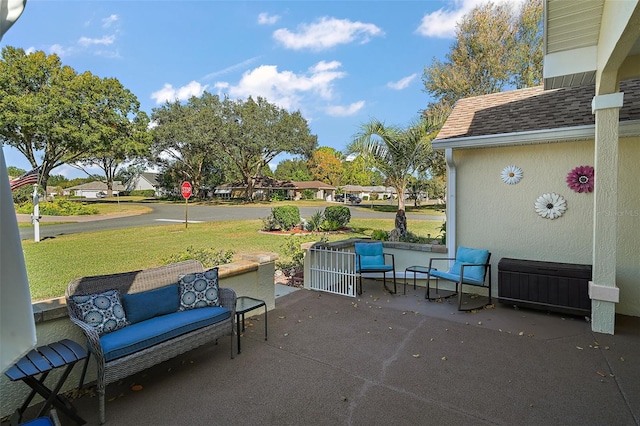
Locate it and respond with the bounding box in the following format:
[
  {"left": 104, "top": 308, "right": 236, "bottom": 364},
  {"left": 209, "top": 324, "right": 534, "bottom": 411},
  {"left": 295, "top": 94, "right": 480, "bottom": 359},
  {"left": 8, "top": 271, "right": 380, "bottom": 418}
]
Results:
[{"left": 181, "top": 181, "right": 192, "bottom": 199}]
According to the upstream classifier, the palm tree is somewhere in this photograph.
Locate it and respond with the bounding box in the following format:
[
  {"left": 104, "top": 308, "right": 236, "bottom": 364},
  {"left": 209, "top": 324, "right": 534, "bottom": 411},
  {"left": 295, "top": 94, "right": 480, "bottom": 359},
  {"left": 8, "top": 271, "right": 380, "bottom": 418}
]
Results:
[{"left": 348, "top": 119, "right": 436, "bottom": 235}]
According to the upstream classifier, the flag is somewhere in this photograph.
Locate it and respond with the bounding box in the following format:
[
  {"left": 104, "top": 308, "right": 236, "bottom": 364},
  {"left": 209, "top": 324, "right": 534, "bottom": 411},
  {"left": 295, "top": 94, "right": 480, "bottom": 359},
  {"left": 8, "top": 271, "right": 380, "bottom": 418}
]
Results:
[{"left": 9, "top": 166, "right": 41, "bottom": 191}]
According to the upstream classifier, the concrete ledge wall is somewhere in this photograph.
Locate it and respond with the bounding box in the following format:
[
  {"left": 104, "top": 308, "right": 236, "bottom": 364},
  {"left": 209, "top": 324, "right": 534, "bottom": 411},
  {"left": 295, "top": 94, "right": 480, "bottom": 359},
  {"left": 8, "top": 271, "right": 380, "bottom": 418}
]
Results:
[{"left": 0, "top": 253, "right": 278, "bottom": 419}]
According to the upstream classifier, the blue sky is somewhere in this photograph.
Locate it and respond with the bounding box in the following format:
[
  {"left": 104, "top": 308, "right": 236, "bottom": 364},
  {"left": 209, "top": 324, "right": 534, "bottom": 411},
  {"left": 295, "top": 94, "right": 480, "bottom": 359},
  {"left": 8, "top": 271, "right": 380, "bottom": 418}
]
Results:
[{"left": 2, "top": 0, "right": 522, "bottom": 179}]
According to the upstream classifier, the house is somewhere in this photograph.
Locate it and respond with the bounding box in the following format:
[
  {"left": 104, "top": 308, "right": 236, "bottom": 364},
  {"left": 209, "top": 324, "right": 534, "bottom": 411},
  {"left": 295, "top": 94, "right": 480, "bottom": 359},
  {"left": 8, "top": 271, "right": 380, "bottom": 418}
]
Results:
[
  {"left": 433, "top": 0, "right": 640, "bottom": 334},
  {"left": 214, "top": 178, "right": 335, "bottom": 201},
  {"left": 128, "top": 172, "right": 163, "bottom": 197},
  {"left": 289, "top": 180, "right": 336, "bottom": 200},
  {"left": 66, "top": 181, "right": 125, "bottom": 198},
  {"left": 341, "top": 185, "right": 395, "bottom": 201}
]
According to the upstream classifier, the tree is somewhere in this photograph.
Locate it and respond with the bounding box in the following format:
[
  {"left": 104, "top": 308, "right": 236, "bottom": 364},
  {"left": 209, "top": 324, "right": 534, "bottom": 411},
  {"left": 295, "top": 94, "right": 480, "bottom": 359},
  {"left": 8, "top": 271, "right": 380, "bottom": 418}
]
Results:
[
  {"left": 74, "top": 76, "right": 151, "bottom": 197},
  {"left": 309, "top": 147, "right": 344, "bottom": 185},
  {"left": 0, "top": 47, "right": 149, "bottom": 185},
  {"left": 422, "top": 0, "right": 543, "bottom": 112},
  {"left": 151, "top": 94, "right": 227, "bottom": 199},
  {"left": 151, "top": 93, "right": 317, "bottom": 201},
  {"left": 348, "top": 119, "right": 436, "bottom": 232},
  {"left": 219, "top": 96, "right": 317, "bottom": 200},
  {"left": 274, "top": 158, "right": 312, "bottom": 181},
  {"left": 341, "top": 155, "right": 371, "bottom": 186}
]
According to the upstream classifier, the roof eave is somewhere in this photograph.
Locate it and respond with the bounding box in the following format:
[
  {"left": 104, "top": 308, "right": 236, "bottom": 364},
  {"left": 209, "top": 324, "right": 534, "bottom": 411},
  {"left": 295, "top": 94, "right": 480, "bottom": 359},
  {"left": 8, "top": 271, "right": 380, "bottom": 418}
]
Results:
[{"left": 432, "top": 119, "right": 640, "bottom": 150}]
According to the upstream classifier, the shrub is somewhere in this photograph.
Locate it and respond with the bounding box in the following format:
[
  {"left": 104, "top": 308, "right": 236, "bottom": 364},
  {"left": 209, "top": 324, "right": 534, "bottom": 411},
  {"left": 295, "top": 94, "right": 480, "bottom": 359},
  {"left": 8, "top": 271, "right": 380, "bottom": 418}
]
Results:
[
  {"left": 261, "top": 214, "right": 279, "bottom": 231},
  {"left": 276, "top": 234, "right": 328, "bottom": 275},
  {"left": 306, "top": 210, "right": 324, "bottom": 231},
  {"left": 162, "top": 246, "right": 235, "bottom": 269},
  {"left": 272, "top": 205, "right": 300, "bottom": 230},
  {"left": 130, "top": 189, "right": 155, "bottom": 197},
  {"left": 270, "top": 190, "right": 287, "bottom": 201},
  {"left": 16, "top": 199, "right": 99, "bottom": 216},
  {"left": 301, "top": 189, "right": 315, "bottom": 200},
  {"left": 371, "top": 229, "right": 389, "bottom": 241},
  {"left": 322, "top": 205, "right": 350, "bottom": 231}
]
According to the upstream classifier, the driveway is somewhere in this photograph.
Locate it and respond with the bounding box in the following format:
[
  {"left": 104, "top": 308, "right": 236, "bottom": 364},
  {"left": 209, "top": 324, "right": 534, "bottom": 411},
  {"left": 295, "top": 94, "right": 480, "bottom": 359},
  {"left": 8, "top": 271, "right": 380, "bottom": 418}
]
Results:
[{"left": 17, "top": 203, "right": 444, "bottom": 241}]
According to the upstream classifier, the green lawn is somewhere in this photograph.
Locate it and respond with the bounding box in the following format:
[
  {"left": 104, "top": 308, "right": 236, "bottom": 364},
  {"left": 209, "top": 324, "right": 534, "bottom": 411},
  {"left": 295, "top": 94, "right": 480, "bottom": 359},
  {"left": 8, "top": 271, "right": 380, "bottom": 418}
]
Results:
[{"left": 22, "top": 217, "right": 442, "bottom": 301}]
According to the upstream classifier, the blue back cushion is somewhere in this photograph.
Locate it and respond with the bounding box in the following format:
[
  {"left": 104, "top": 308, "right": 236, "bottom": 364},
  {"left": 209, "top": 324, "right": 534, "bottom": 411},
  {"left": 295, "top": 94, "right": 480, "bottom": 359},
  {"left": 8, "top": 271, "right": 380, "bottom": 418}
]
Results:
[
  {"left": 355, "top": 242, "right": 385, "bottom": 268},
  {"left": 122, "top": 283, "right": 179, "bottom": 324},
  {"left": 450, "top": 246, "right": 489, "bottom": 283}
]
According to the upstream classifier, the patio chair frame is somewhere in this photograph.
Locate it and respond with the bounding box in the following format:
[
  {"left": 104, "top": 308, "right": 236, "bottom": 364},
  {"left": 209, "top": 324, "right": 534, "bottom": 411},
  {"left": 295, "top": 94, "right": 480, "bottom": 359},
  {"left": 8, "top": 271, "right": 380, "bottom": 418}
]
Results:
[{"left": 355, "top": 242, "right": 397, "bottom": 295}]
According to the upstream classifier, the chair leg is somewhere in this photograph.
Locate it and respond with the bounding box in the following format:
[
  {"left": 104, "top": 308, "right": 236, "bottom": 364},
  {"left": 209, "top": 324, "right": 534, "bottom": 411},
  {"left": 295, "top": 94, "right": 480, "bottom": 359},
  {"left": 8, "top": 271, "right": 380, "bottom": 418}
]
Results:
[
  {"left": 99, "top": 389, "right": 106, "bottom": 424},
  {"left": 392, "top": 270, "right": 396, "bottom": 294}
]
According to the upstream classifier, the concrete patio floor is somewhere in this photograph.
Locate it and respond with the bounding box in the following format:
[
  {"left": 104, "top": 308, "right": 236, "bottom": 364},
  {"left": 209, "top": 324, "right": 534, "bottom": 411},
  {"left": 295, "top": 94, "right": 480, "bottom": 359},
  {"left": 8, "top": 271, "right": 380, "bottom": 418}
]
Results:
[{"left": 38, "top": 281, "right": 640, "bottom": 425}]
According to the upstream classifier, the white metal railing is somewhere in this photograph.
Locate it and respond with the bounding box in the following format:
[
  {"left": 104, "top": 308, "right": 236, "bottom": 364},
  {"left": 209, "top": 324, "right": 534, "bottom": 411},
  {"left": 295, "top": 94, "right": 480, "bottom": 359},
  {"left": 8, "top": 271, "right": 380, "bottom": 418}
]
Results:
[{"left": 308, "top": 246, "right": 356, "bottom": 297}]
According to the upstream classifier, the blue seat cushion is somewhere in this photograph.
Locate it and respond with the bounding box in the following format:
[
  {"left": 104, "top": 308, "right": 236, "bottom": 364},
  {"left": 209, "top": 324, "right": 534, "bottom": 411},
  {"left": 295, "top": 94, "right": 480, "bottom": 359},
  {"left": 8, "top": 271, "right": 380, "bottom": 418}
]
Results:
[
  {"left": 100, "top": 306, "right": 230, "bottom": 362},
  {"left": 448, "top": 246, "right": 489, "bottom": 283},
  {"left": 429, "top": 269, "right": 485, "bottom": 285},
  {"left": 20, "top": 418, "right": 55, "bottom": 426}
]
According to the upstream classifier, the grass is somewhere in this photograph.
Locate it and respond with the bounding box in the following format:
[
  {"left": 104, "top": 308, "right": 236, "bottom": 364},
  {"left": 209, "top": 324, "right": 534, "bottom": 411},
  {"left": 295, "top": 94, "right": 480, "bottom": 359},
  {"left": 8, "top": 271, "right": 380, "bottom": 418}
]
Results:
[{"left": 22, "top": 217, "right": 442, "bottom": 301}]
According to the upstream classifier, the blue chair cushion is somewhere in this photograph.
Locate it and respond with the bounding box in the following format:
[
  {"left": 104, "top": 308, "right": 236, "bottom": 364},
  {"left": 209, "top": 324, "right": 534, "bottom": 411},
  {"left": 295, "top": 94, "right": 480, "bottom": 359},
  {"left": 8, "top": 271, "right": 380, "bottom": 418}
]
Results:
[
  {"left": 448, "top": 246, "right": 490, "bottom": 284},
  {"left": 355, "top": 242, "right": 388, "bottom": 271},
  {"left": 121, "top": 284, "right": 179, "bottom": 324},
  {"left": 100, "top": 306, "right": 230, "bottom": 362}
]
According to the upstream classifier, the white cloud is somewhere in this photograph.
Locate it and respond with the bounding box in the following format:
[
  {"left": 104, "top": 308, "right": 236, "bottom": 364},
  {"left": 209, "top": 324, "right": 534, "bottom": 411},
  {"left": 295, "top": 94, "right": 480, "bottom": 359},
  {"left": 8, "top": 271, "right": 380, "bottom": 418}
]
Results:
[
  {"left": 102, "top": 14, "right": 119, "bottom": 28},
  {"left": 258, "top": 12, "right": 280, "bottom": 25},
  {"left": 325, "top": 101, "right": 365, "bottom": 117},
  {"left": 49, "top": 44, "right": 73, "bottom": 57},
  {"left": 151, "top": 81, "right": 208, "bottom": 104},
  {"left": 416, "top": 0, "right": 525, "bottom": 38},
  {"left": 273, "top": 17, "right": 383, "bottom": 51},
  {"left": 387, "top": 73, "right": 418, "bottom": 90},
  {"left": 78, "top": 35, "right": 116, "bottom": 47},
  {"left": 220, "top": 61, "right": 347, "bottom": 110}
]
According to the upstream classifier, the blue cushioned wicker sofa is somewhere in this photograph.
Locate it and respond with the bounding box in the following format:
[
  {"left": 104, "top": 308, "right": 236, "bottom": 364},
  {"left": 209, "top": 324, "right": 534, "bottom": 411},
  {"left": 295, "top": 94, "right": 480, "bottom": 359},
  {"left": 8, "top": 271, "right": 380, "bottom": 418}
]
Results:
[{"left": 65, "top": 260, "right": 236, "bottom": 424}]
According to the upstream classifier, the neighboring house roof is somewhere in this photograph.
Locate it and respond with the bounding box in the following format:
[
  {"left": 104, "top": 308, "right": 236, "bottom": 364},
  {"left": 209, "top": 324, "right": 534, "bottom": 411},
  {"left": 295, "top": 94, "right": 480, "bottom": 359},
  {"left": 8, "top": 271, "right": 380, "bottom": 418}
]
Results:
[
  {"left": 434, "top": 79, "right": 640, "bottom": 148},
  {"left": 290, "top": 180, "right": 336, "bottom": 190},
  {"left": 218, "top": 178, "right": 335, "bottom": 190},
  {"left": 68, "top": 181, "right": 125, "bottom": 191},
  {"left": 140, "top": 172, "right": 159, "bottom": 186}
]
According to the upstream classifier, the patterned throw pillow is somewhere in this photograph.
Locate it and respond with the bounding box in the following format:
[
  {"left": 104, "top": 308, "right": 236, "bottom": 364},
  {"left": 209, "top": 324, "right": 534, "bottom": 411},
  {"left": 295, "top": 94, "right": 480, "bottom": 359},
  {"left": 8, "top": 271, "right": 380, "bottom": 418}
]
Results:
[
  {"left": 71, "top": 289, "right": 128, "bottom": 335},
  {"left": 178, "top": 268, "right": 219, "bottom": 311}
]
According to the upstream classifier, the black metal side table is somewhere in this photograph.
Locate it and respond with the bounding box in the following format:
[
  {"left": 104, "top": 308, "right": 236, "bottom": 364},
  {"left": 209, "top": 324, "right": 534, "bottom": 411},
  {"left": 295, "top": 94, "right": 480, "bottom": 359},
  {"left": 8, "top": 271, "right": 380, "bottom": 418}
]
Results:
[
  {"left": 235, "top": 296, "right": 267, "bottom": 354},
  {"left": 404, "top": 265, "right": 457, "bottom": 299},
  {"left": 4, "top": 339, "right": 87, "bottom": 425}
]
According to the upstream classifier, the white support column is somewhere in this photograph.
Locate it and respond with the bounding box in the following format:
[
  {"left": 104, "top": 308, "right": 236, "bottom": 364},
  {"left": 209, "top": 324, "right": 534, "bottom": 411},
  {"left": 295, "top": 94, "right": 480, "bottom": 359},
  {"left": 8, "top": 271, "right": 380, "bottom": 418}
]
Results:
[
  {"left": 445, "top": 148, "right": 456, "bottom": 258},
  {"left": 590, "top": 92, "right": 623, "bottom": 335}
]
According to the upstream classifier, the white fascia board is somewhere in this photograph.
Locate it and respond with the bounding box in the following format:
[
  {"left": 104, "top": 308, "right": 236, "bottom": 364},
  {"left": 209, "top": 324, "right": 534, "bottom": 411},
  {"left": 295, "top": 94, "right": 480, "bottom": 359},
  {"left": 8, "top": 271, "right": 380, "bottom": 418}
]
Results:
[
  {"left": 433, "top": 120, "right": 640, "bottom": 150},
  {"left": 543, "top": 46, "right": 598, "bottom": 79}
]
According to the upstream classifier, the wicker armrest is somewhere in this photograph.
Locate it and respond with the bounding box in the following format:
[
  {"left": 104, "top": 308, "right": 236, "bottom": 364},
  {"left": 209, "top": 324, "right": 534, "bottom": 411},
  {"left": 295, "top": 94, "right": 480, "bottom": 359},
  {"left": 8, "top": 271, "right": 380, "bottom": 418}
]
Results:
[
  {"left": 218, "top": 287, "right": 237, "bottom": 315},
  {"left": 68, "top": 316, "right": 104, "bottom": 361}
]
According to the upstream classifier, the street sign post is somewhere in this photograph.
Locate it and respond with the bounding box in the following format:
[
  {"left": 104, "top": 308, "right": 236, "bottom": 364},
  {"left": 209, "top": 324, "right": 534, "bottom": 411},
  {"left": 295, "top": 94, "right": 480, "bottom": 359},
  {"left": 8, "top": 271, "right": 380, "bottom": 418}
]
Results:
[{"left": 181, "top": 182, "right": 192, "bottom": 228}]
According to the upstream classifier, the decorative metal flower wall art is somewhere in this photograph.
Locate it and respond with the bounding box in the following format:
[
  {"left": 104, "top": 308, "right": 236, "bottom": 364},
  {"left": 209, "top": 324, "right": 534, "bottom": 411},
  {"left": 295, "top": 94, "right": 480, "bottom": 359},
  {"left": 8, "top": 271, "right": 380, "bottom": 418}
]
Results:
[
  {"left": 501, "top": 165, "right": 523, "bottom": 184},
  {"left": 535, "top": 192, "right": 567, "bottom": 219},
  {"left": 566, "top": 165, "right": 594, "bottom": 193}
]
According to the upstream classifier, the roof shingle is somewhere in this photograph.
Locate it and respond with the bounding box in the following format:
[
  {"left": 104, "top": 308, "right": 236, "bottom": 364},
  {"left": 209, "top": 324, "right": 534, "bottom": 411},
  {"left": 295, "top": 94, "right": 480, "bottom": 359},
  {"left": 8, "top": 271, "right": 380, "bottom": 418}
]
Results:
[{"left": 435, "top": 79, "right": 640, "bottom": 141}]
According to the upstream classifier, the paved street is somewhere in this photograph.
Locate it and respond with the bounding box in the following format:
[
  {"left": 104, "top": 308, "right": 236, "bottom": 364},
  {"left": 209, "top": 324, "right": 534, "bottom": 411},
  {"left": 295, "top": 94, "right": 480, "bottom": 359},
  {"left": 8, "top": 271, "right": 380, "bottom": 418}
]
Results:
[{"left": 17, "top": 203, "right": 444, "bottom": 241}]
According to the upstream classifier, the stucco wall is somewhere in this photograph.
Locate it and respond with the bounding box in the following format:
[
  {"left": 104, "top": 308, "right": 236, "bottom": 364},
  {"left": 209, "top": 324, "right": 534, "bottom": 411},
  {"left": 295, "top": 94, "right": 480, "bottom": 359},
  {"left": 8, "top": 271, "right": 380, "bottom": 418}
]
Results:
[{"left": 452, "top": 137, "right": 639, "bottom": 317}]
